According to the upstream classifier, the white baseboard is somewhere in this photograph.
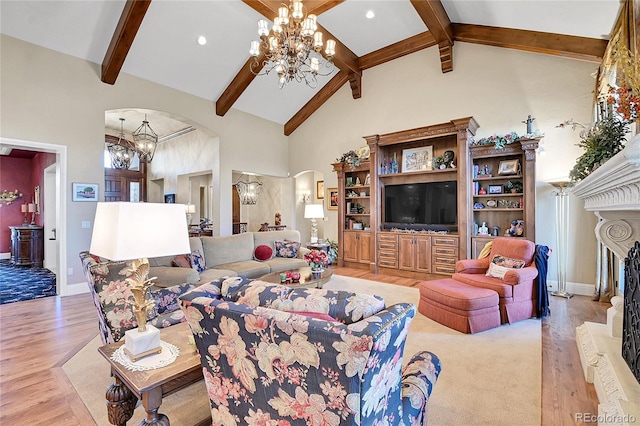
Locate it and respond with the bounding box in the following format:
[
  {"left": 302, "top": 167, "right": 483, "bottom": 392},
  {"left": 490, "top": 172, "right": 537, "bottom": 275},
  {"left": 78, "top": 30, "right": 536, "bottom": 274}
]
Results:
[
  {"left": 63, "top": 281, "right": 89, "bottom": 297},
  {"left": 546, "top": 280, "right": 595, "bottom": 297},
  {"left": 0, "top": 252, "right": 10, "bottom": 260}
]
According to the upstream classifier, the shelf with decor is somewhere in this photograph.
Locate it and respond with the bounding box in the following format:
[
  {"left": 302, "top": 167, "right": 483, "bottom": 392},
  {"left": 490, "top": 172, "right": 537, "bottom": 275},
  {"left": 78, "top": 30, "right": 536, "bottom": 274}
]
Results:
[{"left": 469, "top": 137, "right": 540, "bottom": 258}]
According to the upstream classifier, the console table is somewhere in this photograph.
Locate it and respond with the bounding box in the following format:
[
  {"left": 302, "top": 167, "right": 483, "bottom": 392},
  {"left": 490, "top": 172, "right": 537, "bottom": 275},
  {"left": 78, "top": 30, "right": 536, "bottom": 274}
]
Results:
[{"left": 9, "top": 225, "right": 44, "bottom": 267}]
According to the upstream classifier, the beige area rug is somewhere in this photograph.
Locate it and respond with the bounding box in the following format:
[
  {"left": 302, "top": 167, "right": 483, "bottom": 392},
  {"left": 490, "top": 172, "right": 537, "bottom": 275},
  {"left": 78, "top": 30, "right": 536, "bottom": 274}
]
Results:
[{"left": 63, "top": 274, "right": 541, "bottom": 426}]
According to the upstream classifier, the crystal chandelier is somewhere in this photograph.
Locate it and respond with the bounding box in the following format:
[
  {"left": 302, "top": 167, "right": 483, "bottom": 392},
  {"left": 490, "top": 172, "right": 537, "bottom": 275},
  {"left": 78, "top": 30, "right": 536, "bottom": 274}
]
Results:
[
  {"left": 234, "top": 175, "right": 263, "bottom": 205},
  {"left": 132, "top": 114, "right": 158, "bottom": 163},
  {"left": 107, "top": 118, "right": 135, "bottom": 169},
  {"left": 249, "top": 0, "right": 336, "bottom": 89}
]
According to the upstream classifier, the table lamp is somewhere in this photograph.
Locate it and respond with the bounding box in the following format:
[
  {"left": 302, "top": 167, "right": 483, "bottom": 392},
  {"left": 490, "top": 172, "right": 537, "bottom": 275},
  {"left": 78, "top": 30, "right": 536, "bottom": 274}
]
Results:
[
  {"left": 90, "top": 202, "right": 190, "bottom": 361},
  {"left": 304, "top": 203, "right": 324, "bottom": 243}
]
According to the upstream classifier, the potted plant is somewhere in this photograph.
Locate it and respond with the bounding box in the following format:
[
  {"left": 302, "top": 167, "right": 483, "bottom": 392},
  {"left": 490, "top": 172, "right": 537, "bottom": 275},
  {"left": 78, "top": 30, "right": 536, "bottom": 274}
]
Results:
[{"left": 506, "top": 180, "right": 523, "bottom": 194}]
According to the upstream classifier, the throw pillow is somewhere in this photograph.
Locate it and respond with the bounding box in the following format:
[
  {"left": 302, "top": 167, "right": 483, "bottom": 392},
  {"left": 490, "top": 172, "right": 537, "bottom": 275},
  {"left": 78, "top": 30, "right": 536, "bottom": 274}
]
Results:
[
  {"left": 274, "top": 240, "right": 300, "bottom": 258},
  {"left": 172, "top": 254, "right": 191, "bottom": 268},
  {"left": 486, "top": 254, "right": 526, "bottom": 279},
  {"left": 285, "top": 310, "right": 336, "bottom": 322},
  {"left": 254, "top": 244, "right": 274, "bottom": 261},
  {"left": 188, "top": 249, "right": 206, "bottom": 273}
]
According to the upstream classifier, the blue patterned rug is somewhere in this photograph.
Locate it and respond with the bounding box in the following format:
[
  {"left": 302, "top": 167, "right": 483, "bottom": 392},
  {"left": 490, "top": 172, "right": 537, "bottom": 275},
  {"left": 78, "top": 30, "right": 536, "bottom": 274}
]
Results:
[{"left": 0, "top": 259, "right": 57, "bottom": 304}]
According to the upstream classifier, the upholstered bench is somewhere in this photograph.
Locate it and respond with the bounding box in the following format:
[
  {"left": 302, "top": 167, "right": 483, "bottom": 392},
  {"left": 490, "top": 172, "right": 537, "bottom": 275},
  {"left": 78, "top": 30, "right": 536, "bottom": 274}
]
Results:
[{"left": 418, "top": 278, "right": 501, "bottom": 333}]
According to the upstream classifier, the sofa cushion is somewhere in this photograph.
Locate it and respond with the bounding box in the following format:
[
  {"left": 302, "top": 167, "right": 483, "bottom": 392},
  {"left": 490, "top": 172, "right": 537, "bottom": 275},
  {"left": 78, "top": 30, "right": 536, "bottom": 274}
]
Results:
[
  {"left": 147, "top": 255, "right": 175, "bottom": 267},
  {"left": 172, "top": 254, "right": 191, "bottom": 268},
  {"left": 262, "top": 257, "right": 308, "bottom": 273},
  {"left": 213, "top": 260, "right": 270, "bottom": 279},
  {"left": 274, "top": 240, "right": 300, "bottom": 258},
  {"left": 253, "top": 229, "right": 302, "bottom": 248},
  {"left": 486, "top": 254, "right": 526, "bottom": 279},
  {"left": 201, "top": 233, "right": 255, "bottom": 267},
  {"left": 188, "top": 249, "right": 206, "bottom": 273},
  {"left": 452, "top": 272, "right": 514, "bottom": 298},
  {"left": 149, "top": 266, "right": 199, "bottom": 288},
  {"left": 197, "top": 268, "right": 238, "bottom": 285},
  {"left": 253, "top": 244, "right": 273, "bottom": 261}
]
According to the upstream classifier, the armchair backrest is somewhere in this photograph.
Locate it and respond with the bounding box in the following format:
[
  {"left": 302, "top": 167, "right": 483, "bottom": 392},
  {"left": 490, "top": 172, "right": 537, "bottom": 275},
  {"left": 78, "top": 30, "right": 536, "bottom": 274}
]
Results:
[
  {"left": 179, "top": 284, "right": 417, "bottom": 425},
  {"left": 489, "top": 237, "right": 535, "bottom": 266}
]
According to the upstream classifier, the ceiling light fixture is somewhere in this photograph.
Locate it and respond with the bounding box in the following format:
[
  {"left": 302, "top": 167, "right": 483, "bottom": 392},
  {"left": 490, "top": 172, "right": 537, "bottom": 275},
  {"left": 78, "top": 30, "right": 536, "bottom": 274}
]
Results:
[
  {"left": 132, "top": 114, "right": 158, "bottom": 163},
  {"left": 366, "top": 10, "right": 375, "bottom": 19},
  {"left": 107, "top": 118, "right": 135, "bottom": 170},
  {"left": 249, "top": 0, "right": 336, "bottom": 89},
  {"left": 196, "top": 35, "right": 207, "bottom": 46},
  {"left": 234, "top": 174, "right": 263, "bottom": 205}
]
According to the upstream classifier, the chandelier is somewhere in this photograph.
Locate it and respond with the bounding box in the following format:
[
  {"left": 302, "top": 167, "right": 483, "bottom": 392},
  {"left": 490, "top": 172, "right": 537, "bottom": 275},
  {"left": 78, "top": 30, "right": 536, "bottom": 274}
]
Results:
[
  {"left": 234, "top": 175, "right": 263, "bottom": 205},
  {"left": 107, "top": 118, "right": 135, "bottom": 169},
  {"left": 132, "top": 114, "right": 158, "bottom": 163},
  {"left": 249, "top": 0, "right": 336, "bottom": 89}
]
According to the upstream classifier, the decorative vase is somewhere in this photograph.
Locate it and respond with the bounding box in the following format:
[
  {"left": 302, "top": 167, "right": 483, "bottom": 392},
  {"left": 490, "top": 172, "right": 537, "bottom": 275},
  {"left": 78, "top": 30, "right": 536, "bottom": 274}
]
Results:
[{"left": 311, "top": 267, "right": 324, "bottom": 279}]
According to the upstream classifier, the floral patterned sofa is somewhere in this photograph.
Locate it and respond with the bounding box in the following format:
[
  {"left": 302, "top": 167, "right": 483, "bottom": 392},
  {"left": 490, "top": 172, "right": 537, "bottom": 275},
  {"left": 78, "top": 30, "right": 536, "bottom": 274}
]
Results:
[
  {"left": 79, "top": 251, "right": 197, "bottom": 345},
  {"left": 179, "top": 276, "right": 442, "bottom": 425}
]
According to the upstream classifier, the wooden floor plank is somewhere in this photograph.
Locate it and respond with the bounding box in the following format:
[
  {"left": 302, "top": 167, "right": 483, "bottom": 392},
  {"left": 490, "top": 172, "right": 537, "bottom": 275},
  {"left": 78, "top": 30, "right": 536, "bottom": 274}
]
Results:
[{"left": 0, "top": 268, "right": 608, "bottom": 425}]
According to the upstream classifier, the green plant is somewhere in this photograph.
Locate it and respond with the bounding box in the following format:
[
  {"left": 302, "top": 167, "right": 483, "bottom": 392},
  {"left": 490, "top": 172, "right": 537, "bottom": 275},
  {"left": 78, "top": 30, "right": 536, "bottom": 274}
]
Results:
[
  {"left": 472, "top": 132, "right": 520, "bottom": 150},
  {"left": 568, "top": 116, "right": 629, "bottom": 183},
  {"left": 506, "top": 180, "right": 523, "bottom": 193},
  {"left": 326, "top": 239, "right": 338, "bottom": 264},
  {"left": 336, "top": 150, "right": 361, "bottom": 170}
]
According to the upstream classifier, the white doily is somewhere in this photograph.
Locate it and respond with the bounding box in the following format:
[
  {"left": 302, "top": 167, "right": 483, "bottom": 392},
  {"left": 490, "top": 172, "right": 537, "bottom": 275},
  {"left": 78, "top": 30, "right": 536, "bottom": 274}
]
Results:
[{"left": 111, "top": 341, "right": 180, "bottom": 371}]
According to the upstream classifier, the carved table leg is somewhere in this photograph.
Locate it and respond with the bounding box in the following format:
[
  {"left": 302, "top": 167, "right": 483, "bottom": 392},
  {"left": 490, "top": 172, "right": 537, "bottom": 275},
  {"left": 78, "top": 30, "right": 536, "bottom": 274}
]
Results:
[
  {"left": 139, "top": 387, "right": 169, "bottom": 426},
  {"left": 106, "top": 375, "right": 137, "bottom": 425}
]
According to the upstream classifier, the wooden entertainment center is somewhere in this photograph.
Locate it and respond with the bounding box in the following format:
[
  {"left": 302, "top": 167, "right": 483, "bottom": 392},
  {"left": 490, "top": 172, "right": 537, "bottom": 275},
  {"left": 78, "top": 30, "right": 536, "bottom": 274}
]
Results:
[{"left": 332, "top": 117, "right": 540, "bottom": 279}]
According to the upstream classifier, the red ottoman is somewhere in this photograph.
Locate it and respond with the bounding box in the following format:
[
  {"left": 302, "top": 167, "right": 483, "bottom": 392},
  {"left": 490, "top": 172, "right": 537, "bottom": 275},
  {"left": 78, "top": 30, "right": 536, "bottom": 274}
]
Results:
[{"left": 418, "top": 278, "right": 500, "bottom": 333}]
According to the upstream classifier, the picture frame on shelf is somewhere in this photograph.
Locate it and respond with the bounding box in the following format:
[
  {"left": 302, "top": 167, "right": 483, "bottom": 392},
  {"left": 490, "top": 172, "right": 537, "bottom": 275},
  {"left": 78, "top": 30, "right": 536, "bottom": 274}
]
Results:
[
  {"left": 164, "top": 194, "right": 176, "bottom": 203},
  {"left": 72, "top": 183, "right": 99, "bottom": 202},
  {"left": 488, "top": 184, "right": 503, "bottom": 194},
  {"left": 316, "top": 181, "right": 324, "bottom": 199},
  {"left": 498, "top": 159, "right": 520, "bottom": 175},
  {"left": 327, "top": 187, "right": 338, "bottom": 210},
  {"left": 402, "top": 146, "right": 433, "bottom": 172}
]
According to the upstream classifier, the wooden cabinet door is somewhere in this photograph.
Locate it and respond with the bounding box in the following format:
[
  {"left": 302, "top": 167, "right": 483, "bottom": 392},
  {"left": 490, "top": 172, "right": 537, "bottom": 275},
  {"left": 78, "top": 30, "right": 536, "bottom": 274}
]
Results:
[
  {"left": 415, "top": 235, "right": 431, "bottom": 272},
  {"left": 398, "top": 235, "right": 415, "bottom": 271},
  {"left": 359, "top": 233, "right": 372, "bottom": 263},
  {"left": 343, "top": 232, "right": 358, "bottom": 262}
]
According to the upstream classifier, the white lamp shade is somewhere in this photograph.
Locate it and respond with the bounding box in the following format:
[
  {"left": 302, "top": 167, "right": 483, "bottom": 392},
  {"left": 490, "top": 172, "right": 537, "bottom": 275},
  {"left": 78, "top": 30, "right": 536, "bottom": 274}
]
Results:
[
  {"left": 304, "top": 203, "right": 324, "bottom": 219},
  {"left": 90, "top": 202, "right": 190, "bottom": 261}
]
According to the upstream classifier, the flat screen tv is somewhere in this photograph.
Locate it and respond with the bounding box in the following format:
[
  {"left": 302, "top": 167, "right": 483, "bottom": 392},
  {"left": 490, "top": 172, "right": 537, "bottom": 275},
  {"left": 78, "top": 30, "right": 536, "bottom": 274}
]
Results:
[{"left": 384, "top": 181, "right": 458, "bottom": 232}]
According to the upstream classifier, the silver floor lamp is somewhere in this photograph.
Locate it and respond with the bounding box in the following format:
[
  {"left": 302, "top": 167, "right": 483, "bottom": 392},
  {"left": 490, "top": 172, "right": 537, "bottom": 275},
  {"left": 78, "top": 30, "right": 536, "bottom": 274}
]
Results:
[{"left": 549, "top": 180, "right": 572, "bottom": 298}]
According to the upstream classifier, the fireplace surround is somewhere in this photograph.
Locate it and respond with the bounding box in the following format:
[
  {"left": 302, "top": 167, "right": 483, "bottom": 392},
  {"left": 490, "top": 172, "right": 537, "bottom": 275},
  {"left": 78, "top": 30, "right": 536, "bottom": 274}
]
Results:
[{"left": 623, "top": 241, "right": 639, "bottom": 386}]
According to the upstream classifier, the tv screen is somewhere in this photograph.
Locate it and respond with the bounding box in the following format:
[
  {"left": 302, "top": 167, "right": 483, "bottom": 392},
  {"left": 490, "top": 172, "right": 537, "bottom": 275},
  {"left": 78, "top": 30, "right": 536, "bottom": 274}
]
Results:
[{"left": 384, "top": 181, "right": 457, "bottom": 231}]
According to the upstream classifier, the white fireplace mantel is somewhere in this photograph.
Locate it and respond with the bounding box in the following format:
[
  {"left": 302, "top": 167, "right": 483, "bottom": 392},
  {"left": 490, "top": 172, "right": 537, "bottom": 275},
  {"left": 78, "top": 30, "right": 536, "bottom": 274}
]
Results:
[{"left": 573, "top": 133, "right": 640, "bottom": 425}]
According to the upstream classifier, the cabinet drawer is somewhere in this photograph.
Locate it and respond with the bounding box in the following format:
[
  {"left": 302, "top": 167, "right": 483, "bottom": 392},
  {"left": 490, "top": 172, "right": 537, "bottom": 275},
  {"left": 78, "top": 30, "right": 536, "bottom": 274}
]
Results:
[
  {"left": 432, "top": 236, "right": 458, "bottom": 247},
  {"left": 432, "top": 255, "right": 457, "bottom": 265},
  {"left": 433, "top": 263, "right": 456, "bottom": 275},
  {"left": 433, "top": 246, "right": 458, "bottom": 256}
]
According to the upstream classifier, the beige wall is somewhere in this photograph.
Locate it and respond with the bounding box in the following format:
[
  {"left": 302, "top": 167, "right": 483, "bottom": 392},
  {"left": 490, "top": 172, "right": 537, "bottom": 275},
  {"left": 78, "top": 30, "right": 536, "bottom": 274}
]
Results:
[
  {"left": 289, "top": 42, "right": 599, "bottom": 288},
  {"left": 1, "top": 34, "right": 288, "bottom": 293}
]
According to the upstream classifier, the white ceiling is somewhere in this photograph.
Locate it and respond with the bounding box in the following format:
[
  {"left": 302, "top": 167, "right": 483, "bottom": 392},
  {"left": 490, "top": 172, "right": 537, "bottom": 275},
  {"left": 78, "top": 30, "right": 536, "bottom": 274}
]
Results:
[{"left": 0, "top": 0, "right": 622, "bottom": 136}]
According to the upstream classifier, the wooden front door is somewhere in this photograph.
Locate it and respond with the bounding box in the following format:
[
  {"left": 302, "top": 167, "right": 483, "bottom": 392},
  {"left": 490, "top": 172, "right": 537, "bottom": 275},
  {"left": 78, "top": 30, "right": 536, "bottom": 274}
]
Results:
[{"left": 104, "top": 166, "right": 147, "bottom": 202}]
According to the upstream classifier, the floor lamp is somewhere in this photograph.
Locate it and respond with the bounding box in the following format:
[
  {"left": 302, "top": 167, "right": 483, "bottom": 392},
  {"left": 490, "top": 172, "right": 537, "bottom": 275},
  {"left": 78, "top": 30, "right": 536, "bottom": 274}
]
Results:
[{"left": 549, "top": 180, "right": 572, "bottom": 298}]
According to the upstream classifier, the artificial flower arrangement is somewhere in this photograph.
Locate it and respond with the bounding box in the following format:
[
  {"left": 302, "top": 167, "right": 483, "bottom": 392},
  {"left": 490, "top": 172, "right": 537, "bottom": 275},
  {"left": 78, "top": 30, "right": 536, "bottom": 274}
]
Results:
[
  {"left": 304, "top": 249, "right": 329, "bottom": 270},
  {"left": 336, "top": 150, "right": 361, "bottom": 170},
  {"left": 470, "top": 131, "right": 521, "bottom": 150}
]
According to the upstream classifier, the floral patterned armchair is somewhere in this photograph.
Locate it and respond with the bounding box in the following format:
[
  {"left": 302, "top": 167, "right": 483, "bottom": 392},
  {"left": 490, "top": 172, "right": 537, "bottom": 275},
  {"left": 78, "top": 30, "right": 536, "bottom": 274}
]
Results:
[
  {"left": 179, "top": 277, "right": 442, "bottom": 425},
  {"left": 79, "top": 251, "right": 196, "bottom": 345}
]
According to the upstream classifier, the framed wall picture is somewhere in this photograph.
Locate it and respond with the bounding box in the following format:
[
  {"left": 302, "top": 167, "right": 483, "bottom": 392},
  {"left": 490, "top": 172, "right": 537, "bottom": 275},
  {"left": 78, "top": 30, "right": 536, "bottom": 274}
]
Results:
[
  {"left": 327, "top": 187, "right": 338, "bottom": 210},
  {"left": 72, "top": 183, "right": 98, "bottom": 202},
  {"left": 164, "top": 194, "right": 176, "bottom": 203},
  {"left": 402, "top": 146, "right": 433, "bottom": 172},
  {"left": 488, "top": 184, "right": 503, "bottom": 194},
  {"left": 316, "top": 181, "right": 324, "bottom": 199},
  {"left": 498, "top": 159, "right": 520, "bottom": 175}
]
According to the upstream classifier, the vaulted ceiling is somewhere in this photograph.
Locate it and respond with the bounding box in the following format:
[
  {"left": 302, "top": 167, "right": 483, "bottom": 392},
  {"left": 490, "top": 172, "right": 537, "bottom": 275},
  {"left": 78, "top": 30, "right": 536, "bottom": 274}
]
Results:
[{"left": 0, "top": 1, "right": 621, "bottom": 137}]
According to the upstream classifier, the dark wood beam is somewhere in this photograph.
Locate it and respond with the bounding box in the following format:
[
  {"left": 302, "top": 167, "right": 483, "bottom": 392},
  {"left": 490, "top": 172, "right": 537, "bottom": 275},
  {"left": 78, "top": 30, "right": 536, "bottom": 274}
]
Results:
[
  {"left": 452, "top": 23, "right": 607, "bottom": 62},
  {"left": 359, "top": 32, "right": 437, "bottom": 70},
  {"left": 216, "top": 54, "right": 265, "bottom": 117},
  {"left": 410, "top": 0, "right": 454, "bottom": 72},
  {"left": 284, "top": 71, "right": 349, "bottom": 135},
  {"left": 101, "top": 0, "right": 152, "bottom": 85}
]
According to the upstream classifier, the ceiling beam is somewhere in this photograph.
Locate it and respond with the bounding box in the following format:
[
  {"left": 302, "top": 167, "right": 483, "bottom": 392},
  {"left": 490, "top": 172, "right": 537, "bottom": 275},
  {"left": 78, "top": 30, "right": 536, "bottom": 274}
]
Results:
[
  {"left": 410, "top": 0, "right": 454, "bottom": 72},
  {"left": 101, "top": 0, "right": 152, "bottom": 85},
  {"left": 284, "top": 71, "right": 349, "bottom": 136},
  {"left": 452, "top": 23, "right": 607, "bottom": 62},
  {"left": 216, "top": 0, "right": 357, "bottom": 118},
  {"left": 359, "top": 32, "right": 437, "bottom": 70}
]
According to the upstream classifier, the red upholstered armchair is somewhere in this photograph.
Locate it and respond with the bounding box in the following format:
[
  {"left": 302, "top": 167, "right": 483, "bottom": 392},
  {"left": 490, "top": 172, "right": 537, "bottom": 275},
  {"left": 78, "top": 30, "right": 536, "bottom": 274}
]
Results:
[{"left": 453, "top": 237, "right": 538, "bottom": 324}]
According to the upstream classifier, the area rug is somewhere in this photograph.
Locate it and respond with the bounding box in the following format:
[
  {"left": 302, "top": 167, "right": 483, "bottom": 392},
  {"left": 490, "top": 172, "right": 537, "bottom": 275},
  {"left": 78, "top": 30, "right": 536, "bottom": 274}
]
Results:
[
  {"left": 63, "top": 274, "right": 541, "bottom": 426},
  {"left": 0, "top": 259, "right": 56, "bottom": 304}
]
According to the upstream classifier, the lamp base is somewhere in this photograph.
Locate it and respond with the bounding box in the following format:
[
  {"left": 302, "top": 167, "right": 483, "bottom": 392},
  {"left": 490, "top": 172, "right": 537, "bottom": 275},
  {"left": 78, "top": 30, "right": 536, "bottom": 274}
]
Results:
[
  {"left": 124, "top": 325, "right": 162, "bottom": 361},
  {"left": 310, "top": 236, "right": 318, "bottom": 243}
]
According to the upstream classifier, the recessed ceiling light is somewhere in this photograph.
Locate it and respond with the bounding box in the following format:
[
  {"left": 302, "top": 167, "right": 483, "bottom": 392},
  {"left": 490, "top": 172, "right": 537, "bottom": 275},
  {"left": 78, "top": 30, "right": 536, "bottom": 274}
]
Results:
[
  {"left": 365, "top": 10, "right": 375, "bottom": 19},
  {"left": 196, "top": 35, "right": 207, "bottom": 46}
]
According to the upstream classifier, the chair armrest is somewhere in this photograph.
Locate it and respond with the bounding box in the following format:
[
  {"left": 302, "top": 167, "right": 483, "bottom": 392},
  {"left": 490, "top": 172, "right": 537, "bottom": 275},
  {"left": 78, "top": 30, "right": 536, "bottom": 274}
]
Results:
[
  {"left": 401, "top": 351, "right": 442, "bottom": 423},
  {"left": 503, "top": 265, "right": 538, "bottom": 285},
  {"left": 455, "top": 257, "right": 491, "bottom": 274}
]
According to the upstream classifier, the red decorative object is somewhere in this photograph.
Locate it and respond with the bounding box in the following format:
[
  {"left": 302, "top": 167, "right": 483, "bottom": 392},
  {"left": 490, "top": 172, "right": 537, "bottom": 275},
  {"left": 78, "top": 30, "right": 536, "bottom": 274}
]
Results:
[{"left": 254, "top": 244, "right": 273, "bottom": 261}]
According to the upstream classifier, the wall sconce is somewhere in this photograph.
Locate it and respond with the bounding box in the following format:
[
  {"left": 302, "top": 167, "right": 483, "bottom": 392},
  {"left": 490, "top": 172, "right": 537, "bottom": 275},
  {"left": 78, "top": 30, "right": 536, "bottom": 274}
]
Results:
[{"left": 301, "top": 191, "right": 311, "bottom": 203}]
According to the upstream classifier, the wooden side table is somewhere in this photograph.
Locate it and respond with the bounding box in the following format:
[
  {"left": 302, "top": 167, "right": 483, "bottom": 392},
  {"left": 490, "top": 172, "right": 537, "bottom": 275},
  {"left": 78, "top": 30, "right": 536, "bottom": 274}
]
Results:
[{"left": 9, "top": 225, "right": 44, "bottom": 267}]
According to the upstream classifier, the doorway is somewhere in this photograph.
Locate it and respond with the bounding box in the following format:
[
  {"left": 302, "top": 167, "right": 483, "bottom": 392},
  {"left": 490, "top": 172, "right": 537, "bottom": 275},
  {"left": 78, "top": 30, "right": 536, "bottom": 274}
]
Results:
[{"left": 43, "top": 163, "right": 58, "bottom": 273}]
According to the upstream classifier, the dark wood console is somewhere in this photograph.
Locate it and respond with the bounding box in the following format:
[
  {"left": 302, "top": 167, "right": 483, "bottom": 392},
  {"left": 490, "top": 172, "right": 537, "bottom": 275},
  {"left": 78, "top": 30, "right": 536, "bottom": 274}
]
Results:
[{"left": 10, "top": 226, "right": 44, "bottom": 267}]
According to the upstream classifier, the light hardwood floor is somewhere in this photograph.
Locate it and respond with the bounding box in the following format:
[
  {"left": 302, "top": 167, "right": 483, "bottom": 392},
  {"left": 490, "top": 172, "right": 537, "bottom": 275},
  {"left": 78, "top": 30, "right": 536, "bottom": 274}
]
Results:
[{"left": 0, "top": 267, "right": 608, "bottom": 425}]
